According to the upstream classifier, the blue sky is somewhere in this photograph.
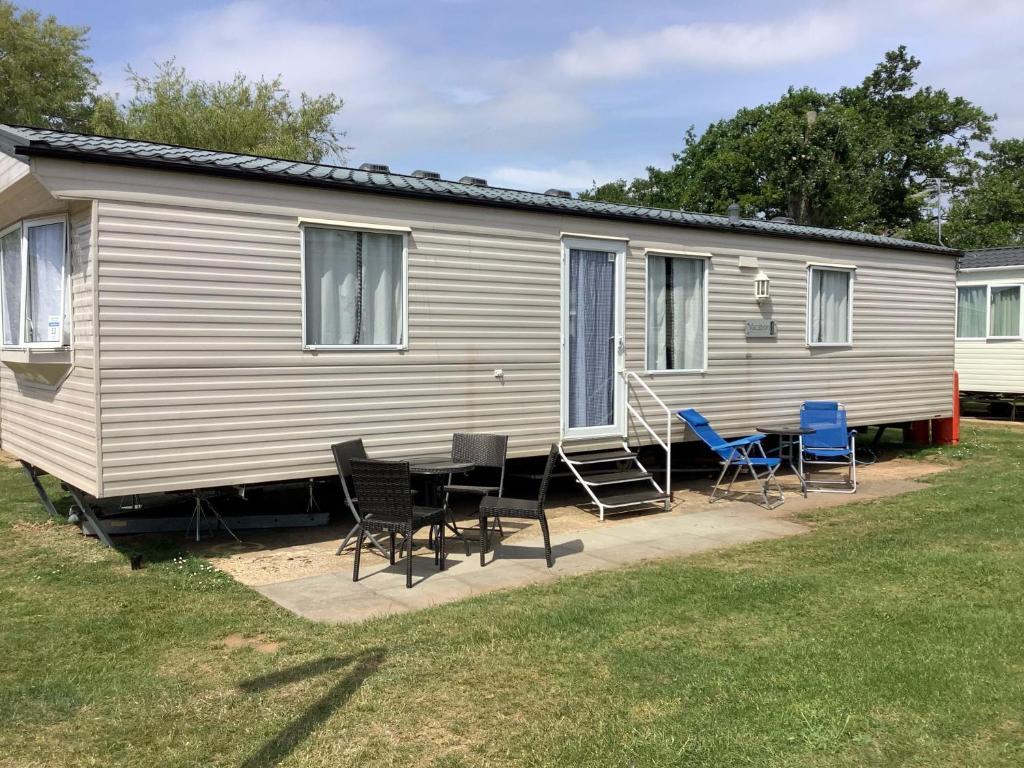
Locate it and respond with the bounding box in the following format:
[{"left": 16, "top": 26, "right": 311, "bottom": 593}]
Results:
[{"left": 27, "top": 0, "right": 1024, "bottom": 191}]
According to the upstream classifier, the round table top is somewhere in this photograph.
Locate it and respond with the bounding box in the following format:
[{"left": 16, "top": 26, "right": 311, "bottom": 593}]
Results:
[
  {"left": 383, "top": 455, "right": 475, "bottom": 475},
  {"left": 755, "top": 425, "right": 817, "bottom": 436}
]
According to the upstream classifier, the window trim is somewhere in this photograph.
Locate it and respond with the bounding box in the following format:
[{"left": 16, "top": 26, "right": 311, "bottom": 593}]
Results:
[
  {"left": 0, "top": 221, "right": 21, "bottom": 347},
  {"left": 986, "top": 283, "right": 1023, "bottom": 340},
  {"left": 955, "top": 284, "right": 988, "bottom": 341},
  {"left": 2, "top": 215, "right": 71, "bottom": 350},
  {"left": 299, "top": 222, "right": 409, "bottom": 351},
  {"left": 806, "top": 265, "right": 854, "bottom": 348},
  {"left": 643, "top": 250, "right": 710, "bottom": 375}
]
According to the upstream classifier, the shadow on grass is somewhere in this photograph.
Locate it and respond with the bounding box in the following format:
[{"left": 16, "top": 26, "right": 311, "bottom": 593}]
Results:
[{"left": 238, "top": 648, "right": 386, "bottom": 768}]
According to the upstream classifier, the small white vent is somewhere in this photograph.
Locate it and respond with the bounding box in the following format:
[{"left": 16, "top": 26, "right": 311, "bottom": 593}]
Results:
[
  {"left": 412, "top": 170, "right": 441, "bottom": 180},
  {"left": 359, "top": 163, "right": 391, "bottom": 174},
  {"left": 459, "top": 176, "right": 488, "bottom": 186},
  {"left": 545, "top": 188, "right": 571, "bottom": 198}
]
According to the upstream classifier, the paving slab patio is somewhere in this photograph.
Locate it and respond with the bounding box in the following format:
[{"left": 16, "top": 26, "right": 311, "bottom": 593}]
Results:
[{"left": 194, "top": 457, "right": 947, "bottom": 623}]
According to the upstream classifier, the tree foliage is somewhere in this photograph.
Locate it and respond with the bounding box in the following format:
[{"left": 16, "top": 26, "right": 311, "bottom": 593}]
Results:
[
  {"left": 583, "top": 48, "right": 993, "bottom": 235},
  {"left": 90, "top": 60, "right": 347, "bottom": 163},
  {"left": 935, "top": 139, "right": 1024, "bottom": 248},
  {"left": 0, "top": 1, "right": 98, "bottom": 130}
]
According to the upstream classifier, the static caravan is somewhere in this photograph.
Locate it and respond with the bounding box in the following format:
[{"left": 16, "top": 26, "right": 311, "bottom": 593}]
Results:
[
  {"left": 0, "top": 125, "right": 958, "bottom": 524},
  {"left": 955, "top": 247, "right": 1024, "bottom": 408}
]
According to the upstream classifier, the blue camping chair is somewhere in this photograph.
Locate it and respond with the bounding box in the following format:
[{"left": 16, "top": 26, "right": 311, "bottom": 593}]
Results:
[
  {"left": 677, "top": 408, "right": 784, "bottom": 509},
  {"left": 798, "top": 401, "right": 857, "bottom": 493}
]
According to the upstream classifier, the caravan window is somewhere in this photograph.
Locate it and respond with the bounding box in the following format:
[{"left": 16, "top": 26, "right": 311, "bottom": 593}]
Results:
[
  {"left": 301, "top": 224, "right": 406, "bottom": 349},
  {"left": 0, "top": 225, "right": 22, "bottom": 345},
  {"left": 646, "top": 253, "right": 706, "bottom": 371},
  {"left": 989, "top": 285, "right": 1021, "bottom": 338},
  {"left": 0, "top": 216, "right": 68, "bottom": 348},
  {"left": 956, "top": 286, "right": 986, "bottom": 339},
  {"left": 807, "top": 266, "right": 853, "bottom": 346}
]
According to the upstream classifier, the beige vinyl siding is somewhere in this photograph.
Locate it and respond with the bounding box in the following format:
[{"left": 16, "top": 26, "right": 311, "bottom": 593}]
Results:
[
  {"left": 31, "top": 159, "right": 955, "bottom": 496},
  {"left": 626, "top": 242, "right": 954, "bottom": 436},
  {"left": 94, "top": 199, "right": 562, "bottom": 494},
  {"left": 0, "top": 201, "right": 98, "bottom": 493},
  {"left": 955, "top": 267, "right": 1024, "bottom": 393}
]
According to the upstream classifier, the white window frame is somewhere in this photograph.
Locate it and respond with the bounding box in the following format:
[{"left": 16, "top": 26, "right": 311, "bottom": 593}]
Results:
[
  {"left": 954, "top": 284, "right": 988, "bottom": 341},
  {"left": 806, "top": 265, "right": 854, "bottom": 348},
  {"left": 1, "top": 215, "right": 71, "bottom": 350},
  {"left": 299, "top": 221, "right": 410, "bottom": 351},
  {"left": 986, "top": 283, "right": 1023, "bottom": 340},
  {"left": 643, "top": 249, "right": 710, "bottom": 374},
  {"left": 0, "top": 222, "right": 20, "bottom": 348},
  {"left": 560, "top": 235, "right": 627, "bottom": 440}
]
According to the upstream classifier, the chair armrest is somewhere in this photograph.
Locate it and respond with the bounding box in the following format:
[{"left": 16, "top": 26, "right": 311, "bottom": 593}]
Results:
[{"left": 722, "top": 433, "right": 766, "bottom": 449}]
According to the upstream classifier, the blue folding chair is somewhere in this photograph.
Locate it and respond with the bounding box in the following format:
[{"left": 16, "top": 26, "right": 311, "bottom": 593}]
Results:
[
  {"left": 798, "top": 401, "right": 857, "bottom": 493},
  {"left": 677, "top": 408, "right": 784, "bottom": 509}
]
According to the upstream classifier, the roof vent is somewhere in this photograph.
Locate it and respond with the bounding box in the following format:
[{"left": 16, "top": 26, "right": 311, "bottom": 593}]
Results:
[
  {"left": 359, "top": 163, "right": 391, "bottom": 174},
  {"left": 770, "top": 215, "right": 797, "bottom": 225},
  {"left": 545, "top": 188, "right": 572, "bottom": 198},
  {"left": 412, "top": 169, "right": 441, "bottom": 180},
  {"left": 459, "top": 176, "right": 488, "bottom": 186},
  {"left": 726, "top": 202, "right": 741, "bottom": 224}
]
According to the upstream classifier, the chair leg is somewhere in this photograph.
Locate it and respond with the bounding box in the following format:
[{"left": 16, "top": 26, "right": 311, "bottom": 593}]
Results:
[
  {"left": 406, "top": 530, "right": 414, "bottom": 589},
  {"left": 439, "top": 519, "right": 446, "bottom": 571},
  {"left": 353, "top": 531, "right": 364, "bottom": 582},
  {"left": 389, "top": 532, "right": 396, "bottom": 565},
  {"left": 709, "top": 459, "right": 731, "bottom": 502},
  {"left": 539, "top": 514, "right": 552, "bottom": 567},
  {"left": 479, "top": 514, "right": 488, "bottom": 566}
]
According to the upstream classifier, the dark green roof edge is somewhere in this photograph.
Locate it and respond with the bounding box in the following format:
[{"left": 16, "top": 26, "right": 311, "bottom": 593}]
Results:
[{"left": 2, "top": 124, "right": 959, "bottom": 257}]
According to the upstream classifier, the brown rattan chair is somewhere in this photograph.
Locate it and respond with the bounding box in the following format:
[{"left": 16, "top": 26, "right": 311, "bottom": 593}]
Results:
[
  {"left": 442, "top": 432, "right": 509, "bottom": 543},
  {"left": 331, "top": 439, "right": 387, "bottom": 557},
  {"left": 478, "top": 444, "right": 558, "bottom": 568},
  {"left": 350, "top": 459, "right": 447, "bottom": 588}
]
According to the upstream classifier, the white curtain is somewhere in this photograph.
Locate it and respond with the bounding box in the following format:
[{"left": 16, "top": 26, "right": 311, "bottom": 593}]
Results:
[
  {"left": 568, "top": 249, "right": 615, "bottom": 429},
  {"left": 1, "top": 228, "right": 21, "bottom": 345},
  {"left": 990, "top": 286, "right": 1021, "bottom": 337},
  {"left": 647, "top": 255, "right": 705, "bottom": 370},
  {"left": 360, "top": 233, "right": 403, "bottom": 345},
  {"left": 810, "top": 269, "right": 850, "bottom": 344},
  {"left": 25, "top": 222, "right": 64, "bottom": 343},
  {"left": 956, "top": 286, "right": 986, "bottom": 338},
  {"left": 304, "top": 227, "right": 402, "bottom": 346}
]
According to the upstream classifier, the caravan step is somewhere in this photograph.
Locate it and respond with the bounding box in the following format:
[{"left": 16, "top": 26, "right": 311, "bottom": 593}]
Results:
[
  {"left": 580, "top": 469, "right": 652, "bottom": 486},
  {"left": 598, "top": 489, "right": 671, "bottom": 509},
  {"left": 563, "top": 449, "right": 637, "bottom": 465}
]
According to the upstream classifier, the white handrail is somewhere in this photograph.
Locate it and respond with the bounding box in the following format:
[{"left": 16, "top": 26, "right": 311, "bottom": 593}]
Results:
[{"left": 621, "top": 370, "right": 672, "bottom": 508}]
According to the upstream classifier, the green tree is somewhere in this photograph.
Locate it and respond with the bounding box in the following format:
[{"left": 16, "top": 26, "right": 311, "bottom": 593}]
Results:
[
  {"left": 583, "top": 48, "right": 993, "bottom": 234},
  {"left": 933, "top": 139, "right": 1024, "bottom": 248},
  {"left": 0, "top": 1, "right": 98, "bottom": 130},
  {"left": 91, "top": 60, "right": 348, "bottom": 163}
]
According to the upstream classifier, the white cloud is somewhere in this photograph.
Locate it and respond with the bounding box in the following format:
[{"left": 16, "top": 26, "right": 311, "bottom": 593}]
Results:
[
  {"left": 487, "top": 161, "right": 633, "bottom": 193},
  {"left": 554, "top": 10, "right": 860, "bottom": 80},
  {"left": 91, "top": 0, "right": 1024, "bottom": 194},
  {"left": 102, "top": 0, "right": 594, "bottom": 165}
]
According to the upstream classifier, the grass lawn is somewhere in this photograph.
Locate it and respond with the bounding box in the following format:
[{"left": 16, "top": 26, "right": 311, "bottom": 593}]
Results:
[{"left": 2, "top": 426, "right": 1023, "bottom": 767}]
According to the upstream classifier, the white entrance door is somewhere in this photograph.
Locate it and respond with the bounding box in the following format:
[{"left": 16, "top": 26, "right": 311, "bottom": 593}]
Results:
[{"left": 561, "top": 238, "right": 626, "bottom": 439}]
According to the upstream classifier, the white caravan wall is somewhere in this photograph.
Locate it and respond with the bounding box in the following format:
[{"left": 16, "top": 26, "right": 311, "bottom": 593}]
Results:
[
  {"left": 32, "top": 159, "right": 956, "bottom": 496},
  {"left": 956, "top": 267, "right": 1024, "bottom": 393}
]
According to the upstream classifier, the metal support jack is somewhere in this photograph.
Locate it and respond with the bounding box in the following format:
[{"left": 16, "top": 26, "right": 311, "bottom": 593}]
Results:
[
  {"left": 188, "top": 490, "right": 241, "bottom": 543},
  {"left": 21, "top": 461, "right": 60, "bottom": 519},
  {"left": 64, "top": 483, "right": 117, "bottom": 549}
]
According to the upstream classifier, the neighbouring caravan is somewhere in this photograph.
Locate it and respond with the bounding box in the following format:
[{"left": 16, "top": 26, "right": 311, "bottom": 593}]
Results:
[
  {"left": 0, "top": 125, "right": 958, "bottom": 509},
  {"left": 956, "top": 247, "right": 1024, "bottom": 398}
]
